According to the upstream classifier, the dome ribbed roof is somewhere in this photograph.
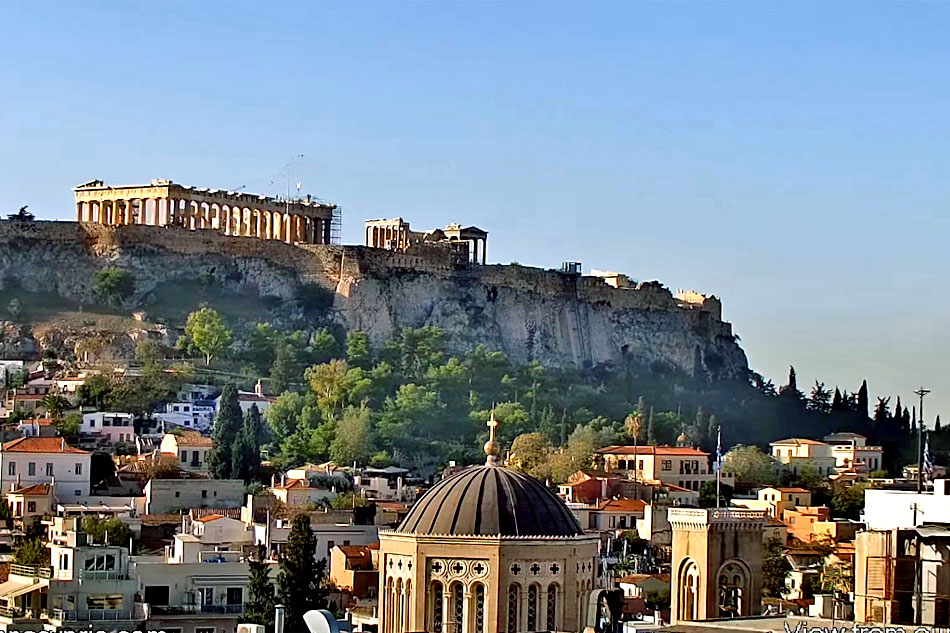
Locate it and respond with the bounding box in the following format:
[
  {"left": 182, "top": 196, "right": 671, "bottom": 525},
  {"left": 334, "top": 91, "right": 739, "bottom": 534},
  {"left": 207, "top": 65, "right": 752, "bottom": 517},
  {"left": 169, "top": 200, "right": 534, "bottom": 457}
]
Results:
[{"left": 395, "top": 465, "right": 582, "bottom": 537}]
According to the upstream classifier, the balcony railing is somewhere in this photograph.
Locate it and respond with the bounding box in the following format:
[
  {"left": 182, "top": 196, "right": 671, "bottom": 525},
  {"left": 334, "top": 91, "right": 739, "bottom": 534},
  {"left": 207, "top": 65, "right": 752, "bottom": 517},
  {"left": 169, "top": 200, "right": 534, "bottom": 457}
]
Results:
[
  {"left": 78, "top": 569, "right": 130, "bottom": 580},
  {"left": 50, "top": 608, "right": 139, "bottom": 622},
  {"left": 0, "top": 605, "right": 24, "bottom": 619},
  {"left": 149, "top": 604, "right": 245, "bottom": 616},
  {"left": 9, "top": 564, "right": 52, "bottom": 579}
]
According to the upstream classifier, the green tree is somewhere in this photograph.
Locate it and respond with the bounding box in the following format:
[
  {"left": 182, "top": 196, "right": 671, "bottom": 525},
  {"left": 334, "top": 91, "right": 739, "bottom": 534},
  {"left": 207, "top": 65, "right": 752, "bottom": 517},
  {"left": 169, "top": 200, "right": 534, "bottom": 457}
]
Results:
[
  {"left": 233, "top": 406, "right": 263, "bottom": 484},
  {"left": 857, "top": 379, "right": 870, "bottom": 418},
  {"left": 331, "top": 491, "right": 370, "bottom": 510},
  {"left": 14, "top": 538, "right": 49, "bottom": 566},
  {"left": 135, "top": 338, "right": 163, "bottom": 363},
  {"left": 723, "top": 444, "right": 777, "bottom": 485},
  {"left": 807, "top": 381, "right": 832, "bottom": 413},
  {"left": 94, "top": 268, "right": 135, "bottom": 303},
  {"left": 277, "top": 514, "right": 328, "bottom": 632},
  {"left": 54, "top": 413, "right": 81, "bottom": 439},
  {"left": 76, "top": 374, "right": 111, "bottom": 408},
  {"left": 510, "top": 432, "right": 552, "bottom": 479},
  {"left": 329, "top": 405, "right": 374, "bottom": 466},
  {"left": 182, "top": 307, "right": 232, "bottom": 365},
  {"left": 831, "top": 483, "right": 867, "bottom": 520},
  {"left": 82, "top": 516, "right": 134, "bottom": 547},
  {"left": 270, "top": 344, "right": 297, "bottom": 394},
  {"left": 245, "top": 545, "right": 276, "bottom": 628},
  {"left": 40, "top": 393, "right": 70, "bottom": 418},
  {"left": 699, "top": 481, "right": 733, "bottom": 508},
  {"left": 761, "top": 537, "right": 790, "bottom": 598},
  {"left": 265, "top": 391, "right": 310, "bottom": 442},
  {"left": 208, "top": 384, "right": 243, "bottom": 478},
  {"left": 346, "top": 330, "right": 373, "bottom": 370},
  {"left": 644, "top": 589, "right": 671, "bottom": 612}
]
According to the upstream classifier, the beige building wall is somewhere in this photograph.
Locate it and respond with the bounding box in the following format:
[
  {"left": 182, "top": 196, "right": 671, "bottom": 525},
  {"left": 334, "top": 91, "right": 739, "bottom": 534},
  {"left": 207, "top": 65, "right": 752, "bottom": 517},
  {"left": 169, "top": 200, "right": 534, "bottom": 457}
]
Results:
[
  {"left": 669, "top": 508, "right": 765, "bottom": 624},
  {"left": 377, "top": 532, "right": 598, "bottom": 633}
]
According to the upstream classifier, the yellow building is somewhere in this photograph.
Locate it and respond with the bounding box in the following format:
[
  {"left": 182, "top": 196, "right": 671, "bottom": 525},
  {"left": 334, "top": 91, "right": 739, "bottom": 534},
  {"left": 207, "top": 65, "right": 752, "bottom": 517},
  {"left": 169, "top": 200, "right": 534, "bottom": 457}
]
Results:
[
  {"left": 5, "top": 483, "right": 53, "bottom": 527},
  {"left": 377, "top": 422, "right": 600, "bottom": 633},
  {"left": 594, "top": 445, "right": 727, "bottom": 491},
  {"left": 734, "top": 487, "right": 813, "bottom": 519}
]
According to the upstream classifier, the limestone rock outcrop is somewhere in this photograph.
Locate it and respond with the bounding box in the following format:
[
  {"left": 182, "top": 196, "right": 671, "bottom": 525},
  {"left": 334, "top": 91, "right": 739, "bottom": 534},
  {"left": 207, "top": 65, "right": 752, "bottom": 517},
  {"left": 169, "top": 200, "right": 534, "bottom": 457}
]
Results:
[{"left": 0, "top": 221, "right": 748, "bottom": 380}]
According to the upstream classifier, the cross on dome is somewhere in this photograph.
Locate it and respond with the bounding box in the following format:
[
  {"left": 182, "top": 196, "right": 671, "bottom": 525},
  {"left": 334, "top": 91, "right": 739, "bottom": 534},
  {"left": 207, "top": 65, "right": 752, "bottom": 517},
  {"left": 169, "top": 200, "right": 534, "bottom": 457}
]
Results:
[{"left": 484, "top": 409, "right": 501, "bottom": 466}]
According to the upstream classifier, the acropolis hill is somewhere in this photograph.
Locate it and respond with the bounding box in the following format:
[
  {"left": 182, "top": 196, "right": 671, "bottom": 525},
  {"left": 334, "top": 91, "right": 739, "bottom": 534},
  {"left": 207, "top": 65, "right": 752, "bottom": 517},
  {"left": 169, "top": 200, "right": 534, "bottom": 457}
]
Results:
[{"left": 0, "top": 181, "right": 748, "bottom": 379}]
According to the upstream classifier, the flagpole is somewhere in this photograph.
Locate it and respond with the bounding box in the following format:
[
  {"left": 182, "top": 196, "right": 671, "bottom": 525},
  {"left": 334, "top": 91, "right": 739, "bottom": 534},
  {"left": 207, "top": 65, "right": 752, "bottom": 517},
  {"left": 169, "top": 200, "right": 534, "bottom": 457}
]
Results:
[{"left": 716, "top": 425, "right": 722, "bottom": 509}]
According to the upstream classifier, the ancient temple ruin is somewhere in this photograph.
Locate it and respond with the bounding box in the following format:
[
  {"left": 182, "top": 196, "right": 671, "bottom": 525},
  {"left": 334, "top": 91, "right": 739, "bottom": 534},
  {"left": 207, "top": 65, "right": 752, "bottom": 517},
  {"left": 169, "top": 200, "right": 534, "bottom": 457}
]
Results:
[
  {"left": 74, "top": 179, "right": 337, "bottom": 244},
  {"left": 364, "top": 217, "right": 488, "bottom": 264}
]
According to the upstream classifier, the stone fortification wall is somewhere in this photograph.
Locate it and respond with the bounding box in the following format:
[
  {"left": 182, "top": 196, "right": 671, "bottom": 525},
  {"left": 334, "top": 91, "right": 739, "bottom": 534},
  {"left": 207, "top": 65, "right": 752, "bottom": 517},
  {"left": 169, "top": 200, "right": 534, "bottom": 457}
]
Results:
[{"left": 0, "top": 221, "right": 746, "bottom": 378}]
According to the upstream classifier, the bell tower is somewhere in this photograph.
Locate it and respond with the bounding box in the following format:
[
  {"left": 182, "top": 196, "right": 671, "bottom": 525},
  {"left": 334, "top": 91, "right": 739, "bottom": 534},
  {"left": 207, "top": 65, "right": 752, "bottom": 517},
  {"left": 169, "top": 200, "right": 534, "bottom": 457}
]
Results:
[{"left": 668, "top": 508, "right": 766, "bottom": 623}]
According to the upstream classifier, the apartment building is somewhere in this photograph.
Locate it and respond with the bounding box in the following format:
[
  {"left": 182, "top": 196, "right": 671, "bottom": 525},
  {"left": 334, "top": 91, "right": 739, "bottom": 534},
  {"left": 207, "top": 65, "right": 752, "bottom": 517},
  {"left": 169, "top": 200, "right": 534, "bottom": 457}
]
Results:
[{"left": 0, "top": 437, "right": 91, "bottom": 498}]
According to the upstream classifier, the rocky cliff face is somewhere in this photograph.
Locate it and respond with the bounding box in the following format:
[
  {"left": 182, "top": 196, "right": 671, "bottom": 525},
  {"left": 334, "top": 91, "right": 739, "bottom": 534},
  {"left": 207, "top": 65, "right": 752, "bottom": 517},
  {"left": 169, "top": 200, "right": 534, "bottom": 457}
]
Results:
[{"left": 0, "top": 221, "right": 748, "bottom": 379}]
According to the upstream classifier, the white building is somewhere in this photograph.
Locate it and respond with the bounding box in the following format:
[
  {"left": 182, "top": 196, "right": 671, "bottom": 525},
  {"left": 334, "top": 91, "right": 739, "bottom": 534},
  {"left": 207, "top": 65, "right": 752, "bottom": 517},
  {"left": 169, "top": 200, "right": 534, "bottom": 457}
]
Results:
[
  {"left": 769, "top": 437, "right": 838, "bottom": 477},
  {"left": 354, "top": 466, "right": 413, "bottom": 501},
  {"left": 0, "top": 437, "right": 92, "bottom": 498},
  {"left": 81, "top": 412, "right": 136, "bottom": 445},
  {"left": 0, "top": 516, "right": 141, "bottom": 632},
  {"left": 154, "top": 401, "right": 215, "bottom": 432},
  {"left": 823, "top": 432, "right": 884, "bottom": 474},
  {"left": 131, "top": 515, "right": 268, "bottom": 633},
  {"left": 862, "top": 479, "right": 950, "bottom": 530},
  {"left": 144, "top": 479, "right": 245, "bottom": 515},
  {"left": 253, "top": 514, "right": 378, "bottom": 562}
]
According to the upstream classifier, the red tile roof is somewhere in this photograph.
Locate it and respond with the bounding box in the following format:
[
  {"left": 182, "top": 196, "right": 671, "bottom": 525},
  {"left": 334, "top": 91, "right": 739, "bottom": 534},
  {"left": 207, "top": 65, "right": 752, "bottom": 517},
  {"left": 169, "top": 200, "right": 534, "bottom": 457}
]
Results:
[
  {"left": 770, "top": 438, "right": 827, "bottom": 446},
  {"left": 19, "top": 418, "right": 54, "bottom": 426},
  {"left": 595, "top": 445, "right": 709, "bottom": 457},
  {"left": 337, "top": 544, "right": 378, "bottom": 558},
  {"left": 1, "top": 437, "right": 88, "bottom": 454},
  {"left": 195, "top": 514, "right": 225, "bottom": 523},
  {"left": 594, "top": 498, "right": 647, "bottom": 512},
  {"left": 9, "top": 483, "right": 52, "bottom": 496},
  {"left": 771, "top": 487, "right": 811, "bottom": 494},
  {"left": 171, "top": 432, "right": 213, "bottom": 447}
]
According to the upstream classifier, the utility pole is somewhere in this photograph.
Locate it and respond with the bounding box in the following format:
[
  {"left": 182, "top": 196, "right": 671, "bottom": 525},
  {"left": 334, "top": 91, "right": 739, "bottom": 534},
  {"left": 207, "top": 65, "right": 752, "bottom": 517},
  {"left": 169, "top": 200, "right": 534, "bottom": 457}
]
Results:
[{"left": 913, "top": 387, "right": 930, "bottom": 494}]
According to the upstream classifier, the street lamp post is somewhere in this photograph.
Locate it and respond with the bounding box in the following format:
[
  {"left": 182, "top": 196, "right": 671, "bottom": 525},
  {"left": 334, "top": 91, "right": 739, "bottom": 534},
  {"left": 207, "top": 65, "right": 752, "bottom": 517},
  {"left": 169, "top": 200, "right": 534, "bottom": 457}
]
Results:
[{"left": 913, "top": 387, "right": 930, "bottom": 494}]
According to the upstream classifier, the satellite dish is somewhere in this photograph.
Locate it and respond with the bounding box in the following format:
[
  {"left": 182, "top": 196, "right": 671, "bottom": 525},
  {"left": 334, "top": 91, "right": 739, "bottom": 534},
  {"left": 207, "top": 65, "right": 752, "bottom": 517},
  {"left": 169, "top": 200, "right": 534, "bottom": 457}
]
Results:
[{"left": 303, "top": 609, "right": 351, "bottom": 633}]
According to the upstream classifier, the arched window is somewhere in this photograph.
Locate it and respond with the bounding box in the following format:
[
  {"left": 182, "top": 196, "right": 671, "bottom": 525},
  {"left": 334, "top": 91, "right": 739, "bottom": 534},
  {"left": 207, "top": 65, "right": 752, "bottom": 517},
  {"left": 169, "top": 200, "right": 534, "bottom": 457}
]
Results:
[
  {"left": 396, "top": 578, "right": 404, "bottom": 633},
  {"left": 386, "top": 577, "right": 394, "bottom": 633},
  {"left": 507, "top": 584, "right": 521, "bottom": 633},
  {"left": 404, "top": 580, "right": 412, "bottom": 631},
  {"left": 473, "top": 583, "right": 486, "bottom": 633},
  {"left": 451, "top": 582, "right": 464, "bottom": 633},
  {"left": 527, "top": 584, "right": 539, "bottom": 631},
  {"left": 430, "top": 581, "right": 444, "bottom": 633},
  {"left": 546, "top": 584, "right": 558, "bottom": 630}
]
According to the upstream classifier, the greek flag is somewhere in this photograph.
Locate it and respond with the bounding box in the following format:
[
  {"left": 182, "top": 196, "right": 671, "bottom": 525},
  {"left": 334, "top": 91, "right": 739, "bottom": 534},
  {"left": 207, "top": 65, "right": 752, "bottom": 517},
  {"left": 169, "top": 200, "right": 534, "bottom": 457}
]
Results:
[
  {"left": 714, "top": 425, "right": 722, "bottom": 472},
  {"left": 923, "top": 432, "right": 934, "bottom": 483}
]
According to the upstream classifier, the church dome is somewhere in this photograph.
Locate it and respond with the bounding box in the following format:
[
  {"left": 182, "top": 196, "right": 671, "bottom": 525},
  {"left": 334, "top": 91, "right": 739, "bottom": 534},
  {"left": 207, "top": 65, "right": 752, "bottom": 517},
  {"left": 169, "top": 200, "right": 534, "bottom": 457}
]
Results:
[{"left": 395, "top": 465, "right": 583, "bottom": 537}]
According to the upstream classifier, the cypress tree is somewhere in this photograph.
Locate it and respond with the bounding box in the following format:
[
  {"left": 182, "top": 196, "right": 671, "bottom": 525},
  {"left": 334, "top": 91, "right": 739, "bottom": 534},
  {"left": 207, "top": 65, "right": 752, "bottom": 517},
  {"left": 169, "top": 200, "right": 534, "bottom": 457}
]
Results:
[
  {"left": 831, "top": 388, "right": 843, "bottom": 412},
  {"left": 245, "top": 545, "right": 275, "bottom": 629},
  {"left": 278, "top": 514, "right": 328, "bottom": 632},
  {"left": 207, "top": 384, "right": 242, "bottom": 479},
  {"left": 646, "top": 406, "right": 657, "bottom": 445},
  {"left": 857, "top": 380, "right": 869, "bottom": 418}
]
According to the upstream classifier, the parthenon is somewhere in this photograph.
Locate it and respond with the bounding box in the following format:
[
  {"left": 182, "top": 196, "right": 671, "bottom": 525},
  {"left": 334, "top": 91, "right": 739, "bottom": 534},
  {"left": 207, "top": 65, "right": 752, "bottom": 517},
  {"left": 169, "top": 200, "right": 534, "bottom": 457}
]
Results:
[{"left": 74, "top": 179, "right": 336, "bottom": 244}]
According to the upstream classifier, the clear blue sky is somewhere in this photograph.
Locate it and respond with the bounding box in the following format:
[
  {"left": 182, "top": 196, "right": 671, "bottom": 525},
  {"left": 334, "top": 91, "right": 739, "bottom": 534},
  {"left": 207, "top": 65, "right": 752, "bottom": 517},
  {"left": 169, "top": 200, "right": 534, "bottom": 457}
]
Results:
[{"left": 1, "top": 2, "right": 947, "bottom": 421}]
